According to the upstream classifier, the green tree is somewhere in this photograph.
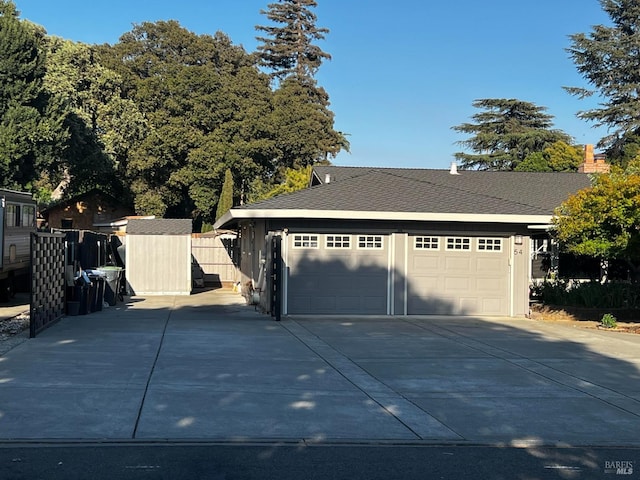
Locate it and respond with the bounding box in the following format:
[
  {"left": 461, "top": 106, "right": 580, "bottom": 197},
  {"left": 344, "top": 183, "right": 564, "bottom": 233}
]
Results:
[
  {"left": 43, "top": 37, "right": 146, "bottom": 200},
  {"left": 566, "top": 0, "right": 640, "bottom": 155},
  {"left": 0, "top": 1, "right": 67, "bottom": 191},
  {"left": 256, "top": 0, "right": 330, "bottom": 81},
  {"left": 452, "top": 99, "right": 572, "bottom": 171},
  {"left": 552, "top": 169, "right": 640, "bottom": 274},
  {"left": 215, "top": 169, "right": 234, "bottom": 221},
  {"left": 100, "top": 21, "right": 274, "bottom": 220},
  {"left": 248, "top": 165, "right": 312, "bottom": 203},
  {"left": 270, "top": 77, "right": 347, "bottom": 170},
  {"left": 515, "top": 141, "right": 583, "bottom": 172}
]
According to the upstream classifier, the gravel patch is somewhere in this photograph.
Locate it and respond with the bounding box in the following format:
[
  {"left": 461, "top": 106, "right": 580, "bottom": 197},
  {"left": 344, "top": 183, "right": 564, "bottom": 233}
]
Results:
[{"left": 0, "top": 312, "right": 30, "bottom": 355}]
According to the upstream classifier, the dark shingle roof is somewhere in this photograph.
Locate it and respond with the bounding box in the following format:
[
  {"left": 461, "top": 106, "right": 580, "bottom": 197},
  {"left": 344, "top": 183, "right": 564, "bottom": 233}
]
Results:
[
  {"left": 242, "top": 166, "right": 592, "bottom": 216},
  {"left": 127, "top": 218, "right": 192, "bottom": 235}
]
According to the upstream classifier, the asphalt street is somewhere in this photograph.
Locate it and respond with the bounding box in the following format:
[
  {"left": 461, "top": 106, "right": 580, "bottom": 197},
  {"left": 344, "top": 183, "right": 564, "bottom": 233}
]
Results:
[{"left": 1, "top": 443, "right": 638, "bottom": 480}]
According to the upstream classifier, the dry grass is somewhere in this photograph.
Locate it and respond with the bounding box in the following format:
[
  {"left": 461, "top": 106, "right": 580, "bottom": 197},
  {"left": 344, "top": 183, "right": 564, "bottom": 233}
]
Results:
[{"left": 530, "top": 305, "right": 640, "bottom": 334}]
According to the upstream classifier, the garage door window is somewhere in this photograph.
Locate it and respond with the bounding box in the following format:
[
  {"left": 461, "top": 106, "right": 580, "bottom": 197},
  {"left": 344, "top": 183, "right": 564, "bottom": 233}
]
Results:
[
  {"left": 446, "top": 237, "right": 470, "bottom": 251},
  {"left": 293, "top": 234, "right": 319, "bottom": 249},
  {"left": 477, "top": 238, "right": 503, "bottom": 252},
  {"left": 326, "top": 235, "right": 351, "bottom": 249},
  {"left": 414, "top": 236, "right": 439, "bottom": 250},
  {"left": 358, "top": 235, "right": 383, "bottom": 249}
]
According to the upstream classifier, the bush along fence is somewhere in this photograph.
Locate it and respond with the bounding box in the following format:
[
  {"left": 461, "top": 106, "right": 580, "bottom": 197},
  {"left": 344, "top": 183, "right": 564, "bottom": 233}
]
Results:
[{"left": 532, "top": 279, "right": 640, "bottom": 321}]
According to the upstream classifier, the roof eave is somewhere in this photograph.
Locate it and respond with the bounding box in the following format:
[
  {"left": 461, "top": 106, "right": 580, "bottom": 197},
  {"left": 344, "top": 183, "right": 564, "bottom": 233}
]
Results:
[{"left": 214, "top": 208, "right": 553, "bottom": 229}]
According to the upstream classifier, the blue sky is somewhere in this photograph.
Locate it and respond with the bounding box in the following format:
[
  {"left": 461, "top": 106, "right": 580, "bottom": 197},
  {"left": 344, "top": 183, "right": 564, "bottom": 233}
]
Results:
[{"left": 18, "top": 0, "right": 611, "bottom": 169}]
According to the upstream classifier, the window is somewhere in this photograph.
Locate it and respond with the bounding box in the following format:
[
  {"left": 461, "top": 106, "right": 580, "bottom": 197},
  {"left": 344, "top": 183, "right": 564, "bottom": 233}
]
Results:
[
  {"left": 326, "top": 235, "right": 351, "bottom": 249},
  {"left": 357, "top": 235, "right": 383, "bottom": 249},
  {"left": 61, "top": 219, "right": 73, "bottom": 229},
  {"left": 293, "top": 234, "right": 319, "bottom": 249},
  {"left": 446, "top": 237, "right": 471, "bottom": 251},
  {"left": 477, "top": 238, "right": 503, "bottom": 252},
  {"left": 5, "top": 204, "right": 18, "bottom": 227},
  {"left": 21, "top": 205, "right": 35, "bottom": 228},
  {"left": 414, "top": 236, "right": 439, "bottom": 250}
]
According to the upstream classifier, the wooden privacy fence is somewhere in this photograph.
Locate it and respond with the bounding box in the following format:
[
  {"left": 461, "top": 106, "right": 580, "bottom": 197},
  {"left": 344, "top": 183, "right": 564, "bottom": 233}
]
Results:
[
  {"left": 30, "top": 232, "right": 66, "bottom": 337},
  {"left": 191, "top": 234, "right": 239, "bottom": 287}
]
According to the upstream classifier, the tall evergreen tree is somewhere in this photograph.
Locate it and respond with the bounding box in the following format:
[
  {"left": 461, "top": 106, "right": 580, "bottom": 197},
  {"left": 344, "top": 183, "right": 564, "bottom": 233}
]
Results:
[
  {"left": 255, "top": 0, "right": 330, "bottom": 81},
  {"left": 566, "top": 0, "right": 640, "bottom": 157},
  {"left": 452, "top": 98, "right": 571, "bottom": 171},
  {"left": 215, "top": 168, "right": 234, "bottom": 221},
  {"left": 0, "top": 0, "right": 67, "bottom": 191}
]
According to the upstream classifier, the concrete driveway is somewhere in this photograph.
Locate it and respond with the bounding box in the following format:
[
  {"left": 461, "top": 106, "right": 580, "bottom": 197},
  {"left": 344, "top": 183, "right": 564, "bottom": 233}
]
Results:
[{"left": 0, "top": 289, "right": 639, "bottom": 446}]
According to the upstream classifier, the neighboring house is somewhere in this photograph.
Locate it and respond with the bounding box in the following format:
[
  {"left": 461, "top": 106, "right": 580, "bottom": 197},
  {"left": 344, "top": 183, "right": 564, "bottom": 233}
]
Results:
[
  {"left": 214, "top": 165, "right": 592, "bottom": 317},
  {"left": 41, "top": 189, "right": 134, "bottom": 231}
]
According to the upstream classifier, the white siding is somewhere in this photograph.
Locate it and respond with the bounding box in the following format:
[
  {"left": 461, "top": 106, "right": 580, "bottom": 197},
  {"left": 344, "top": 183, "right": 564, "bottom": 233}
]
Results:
[{"left": 126, "top": 235, "right": 191, "bottom": 295}]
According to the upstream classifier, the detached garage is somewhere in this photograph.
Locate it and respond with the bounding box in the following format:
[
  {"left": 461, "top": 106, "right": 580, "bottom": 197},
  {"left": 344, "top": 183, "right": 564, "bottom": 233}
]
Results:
[{"left": 214, "top": 166, "right": 592, "bottom": 318}]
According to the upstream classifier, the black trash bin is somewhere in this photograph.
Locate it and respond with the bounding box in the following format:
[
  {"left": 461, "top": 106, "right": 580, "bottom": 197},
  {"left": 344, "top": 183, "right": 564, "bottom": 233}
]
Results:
[
  {"left": 100, "top": 267, "right": 123, "bottom": 306},
  {"left": 71, "top": 284, "right": 91, "bottom": 315},
  {"left": 88, "top": 275, "right": 105, "bottom": 312}
]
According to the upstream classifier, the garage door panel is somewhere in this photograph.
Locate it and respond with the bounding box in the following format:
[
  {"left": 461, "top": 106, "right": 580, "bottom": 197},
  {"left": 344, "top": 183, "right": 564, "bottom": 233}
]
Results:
[
  {"left": 407, "top": 236, "right": 510, "bottom": 316},
  {"left": 481, "top": 297, "right": 504, "bottom": 314},
  {"left": 310, "top": 296, "right": 337, "bottom": 312},
  {"left": 325, "top": 274, "right": 387, "bottom": 294},
  {"left": 477, "top": 257, "right": 504, "bottom": 271},
  {"left": 407, "top": 295, "right": 456, "bottom": 315},
  {"left": 289, "top": 296, "right": 311, "bottom": 313},
  {"left": 288, "top": 276, "right": 321, "bottom": 293},
  {"left": 475, "top": 277, "right": 506, "bottom": 293},
  {"left": 444, "top": 276, "right": 469, "bottom": 291},
  {"left": 459, "top": 297, "right": 478, "bottom": 313},
  {"left": 287, "top": 234, "right": 388, "bottom": 315},
  {"left": 413, "top": 255, "right": 440, "bottom": 270},
  {"left": 410, "top": 275, "right": 440, "bottom": 294},
  {"left": 445, "top": 256, "right": 471, "bottom": 271}
]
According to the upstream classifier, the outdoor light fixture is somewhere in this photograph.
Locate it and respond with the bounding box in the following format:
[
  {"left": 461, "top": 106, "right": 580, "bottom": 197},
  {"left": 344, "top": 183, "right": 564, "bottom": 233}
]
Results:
[{"left": 514, "top": 235, "right": 523, "bottom": 245}]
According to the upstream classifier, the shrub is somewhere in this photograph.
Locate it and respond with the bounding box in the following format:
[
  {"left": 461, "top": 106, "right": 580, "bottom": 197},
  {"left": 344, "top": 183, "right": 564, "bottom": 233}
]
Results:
[
  {"left": 535, "top": 280, "right": 640, "bottom": 309},
  {"left": 600, "top": 313, "right": 618, "bottom": 329}
]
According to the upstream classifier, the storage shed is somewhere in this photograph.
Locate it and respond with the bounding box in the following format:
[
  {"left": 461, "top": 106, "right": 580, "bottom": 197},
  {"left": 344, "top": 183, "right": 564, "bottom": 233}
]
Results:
[{"left": 126, "top": 218, "right": 192, "bottom": 295}]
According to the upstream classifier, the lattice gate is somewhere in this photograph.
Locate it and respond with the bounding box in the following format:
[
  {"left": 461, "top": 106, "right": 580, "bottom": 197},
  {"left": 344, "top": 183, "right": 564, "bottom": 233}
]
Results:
[{"left": 30, "top": 232, "right": 66, "bottom": 337}]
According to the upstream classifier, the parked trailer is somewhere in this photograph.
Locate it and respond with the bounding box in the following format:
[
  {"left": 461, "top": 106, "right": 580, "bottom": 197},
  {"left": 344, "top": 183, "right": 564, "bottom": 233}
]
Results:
[{"left": 1, "top": 188, "right": 36, "bottom": 301}]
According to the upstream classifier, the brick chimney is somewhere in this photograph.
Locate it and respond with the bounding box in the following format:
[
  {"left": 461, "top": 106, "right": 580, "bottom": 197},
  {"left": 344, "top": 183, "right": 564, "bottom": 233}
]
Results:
[{"left": 578, "top": 144, "right": 610, "bottom": 173}]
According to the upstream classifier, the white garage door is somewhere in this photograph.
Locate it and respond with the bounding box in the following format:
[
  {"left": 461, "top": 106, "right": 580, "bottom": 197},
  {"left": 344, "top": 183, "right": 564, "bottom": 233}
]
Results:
[
  {"left": 286, "top": 233, "right": 389, "bottom": 314},
  {"left": 406, "top": 235, "right": 510, "bottom": 315}
]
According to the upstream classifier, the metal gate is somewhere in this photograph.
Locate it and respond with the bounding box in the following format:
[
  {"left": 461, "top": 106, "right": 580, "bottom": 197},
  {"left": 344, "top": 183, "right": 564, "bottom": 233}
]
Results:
[
  {"left": 30, "top": 232, "right": 66, "bottom": 337},
  {"left": 271, "top": 235, "right": 282, "bottom": 321}
]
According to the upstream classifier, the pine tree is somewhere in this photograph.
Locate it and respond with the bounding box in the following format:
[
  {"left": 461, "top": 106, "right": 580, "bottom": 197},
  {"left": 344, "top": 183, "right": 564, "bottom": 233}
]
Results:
[
  {"left": 255, "top": 0, "right": 330, "bottom": 81},
  {"left": 452, "top": 99, "right": 571, "bottom": 171},
  {"left": 566, "top": 0, "right": 640, "bottom": 153}
]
